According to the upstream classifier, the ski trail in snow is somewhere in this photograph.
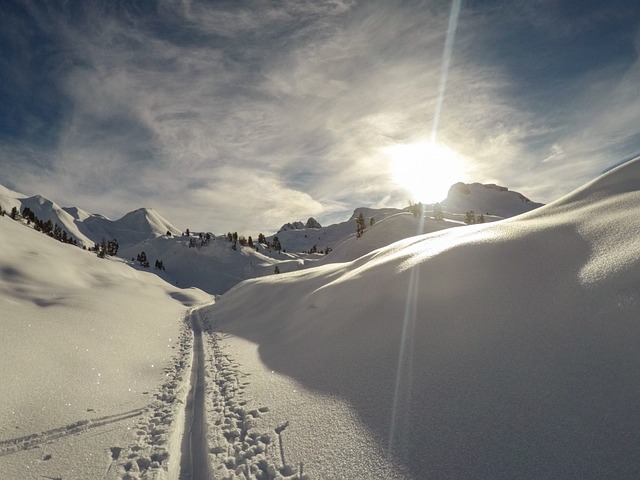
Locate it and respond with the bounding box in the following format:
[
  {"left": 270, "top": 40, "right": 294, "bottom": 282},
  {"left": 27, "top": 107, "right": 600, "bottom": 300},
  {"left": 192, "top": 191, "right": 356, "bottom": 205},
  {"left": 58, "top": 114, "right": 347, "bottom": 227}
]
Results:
[
  {"left": 0, "top": 407, "right": 148, "bottom": 457},
  {"left": 179, "top": 308, "right": 211, "bottom": 480},
  {"left": 108, "top": 309, "right": 201, "bottom": 479},
  {"left": 200, "top": 315, "right": 309, "bottom": 479}
]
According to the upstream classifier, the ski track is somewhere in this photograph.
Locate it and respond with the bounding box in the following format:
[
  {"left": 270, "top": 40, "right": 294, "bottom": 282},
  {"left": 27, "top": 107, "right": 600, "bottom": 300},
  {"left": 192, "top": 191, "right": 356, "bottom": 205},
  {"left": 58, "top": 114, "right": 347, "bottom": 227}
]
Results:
[
  {"left": 108, "top": 312, "right": 196, "bottom": 480},
  {"left": 0, "top": 306, "right": 310, "bottom": 479},
  {"left": 0, "top": 407, "right": 148, "bottom": 458},
  {"left": 201, "top": 315, "right": 309, "bottom": 480},
  {"left": 179, "top": 309, "right": 210, "bottom": 480}
]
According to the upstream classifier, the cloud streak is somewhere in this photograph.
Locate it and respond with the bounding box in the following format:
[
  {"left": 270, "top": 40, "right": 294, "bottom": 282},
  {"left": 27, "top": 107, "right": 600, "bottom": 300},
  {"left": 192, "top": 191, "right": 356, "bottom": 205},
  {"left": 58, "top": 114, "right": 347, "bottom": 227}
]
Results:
[{"left": 1, "top": 0, "right": 640, "bottom": 233}]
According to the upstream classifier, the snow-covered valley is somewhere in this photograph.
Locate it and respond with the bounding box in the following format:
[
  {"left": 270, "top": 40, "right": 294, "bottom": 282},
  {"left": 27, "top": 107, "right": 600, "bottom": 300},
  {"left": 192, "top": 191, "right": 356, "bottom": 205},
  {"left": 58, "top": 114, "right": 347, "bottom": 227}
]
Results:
[{"left": 2, "top": 163, "right": 640, "bottom": 478}]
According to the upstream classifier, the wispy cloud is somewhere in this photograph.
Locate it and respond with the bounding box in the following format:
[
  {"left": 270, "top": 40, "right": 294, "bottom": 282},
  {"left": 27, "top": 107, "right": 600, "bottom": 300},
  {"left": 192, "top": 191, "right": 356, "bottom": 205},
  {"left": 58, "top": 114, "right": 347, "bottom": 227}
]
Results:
[{"left": 1, "top": 0, "right": 639, "bottom": 233}]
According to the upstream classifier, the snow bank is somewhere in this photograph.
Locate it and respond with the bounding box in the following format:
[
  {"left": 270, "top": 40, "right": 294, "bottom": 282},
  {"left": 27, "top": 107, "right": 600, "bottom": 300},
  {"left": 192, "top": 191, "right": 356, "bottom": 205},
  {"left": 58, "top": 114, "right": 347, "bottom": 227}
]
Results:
[
  {"left": 0, "top": 215, "right": 209, "bottom": 479},
  {"left": 205, "top": 158, "right": 640, "bottom": 478}
]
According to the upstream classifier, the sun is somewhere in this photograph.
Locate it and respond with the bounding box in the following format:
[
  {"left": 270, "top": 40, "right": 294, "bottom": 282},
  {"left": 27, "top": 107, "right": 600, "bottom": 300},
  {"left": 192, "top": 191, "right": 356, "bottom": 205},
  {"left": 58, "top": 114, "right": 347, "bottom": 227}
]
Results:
[{"left": 385, "top": 140, "right": 465, "bottom": 204}]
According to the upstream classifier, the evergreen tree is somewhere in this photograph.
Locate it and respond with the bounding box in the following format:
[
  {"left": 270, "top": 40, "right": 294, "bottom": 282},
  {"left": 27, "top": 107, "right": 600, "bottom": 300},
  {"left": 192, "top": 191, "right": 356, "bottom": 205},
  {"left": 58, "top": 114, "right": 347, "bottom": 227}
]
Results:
[
  {"left": 42, "top": 219, "right": 53, "bottom": 235},
  {"left": 247, "top": 236, "right": 254, "bottom": 248},
  {"left": 272, "top": 236, "right": 282, "bottom": 252},
  {"left": 370, "top": 217, "right": 375, "bottom": 226},
  {"left": 477, "top": 214, "right": 485, "bottom": 224},
  {"left": 10, "top": 206, "right": 19, "bottom": 220},
  {"left": 464, "top": 211, "right": 476, "bottom": 225},
  {"left": 433, "top": 203, "right": 444, "bottom": 220},
  {"left": 107, "top": 239, "right": 119, "bottom": 256},
  {"left": 356, "top": 212, "right": 366, "bottom": 238},
  {"left": 408, "top": 201, "right": 423, "bottom": 218},
  {"left": 97, "top": 238, "right": 107, "bottom": 258},
  {"left": 257, "top": 233, "right": 267, "bottom": 244}
]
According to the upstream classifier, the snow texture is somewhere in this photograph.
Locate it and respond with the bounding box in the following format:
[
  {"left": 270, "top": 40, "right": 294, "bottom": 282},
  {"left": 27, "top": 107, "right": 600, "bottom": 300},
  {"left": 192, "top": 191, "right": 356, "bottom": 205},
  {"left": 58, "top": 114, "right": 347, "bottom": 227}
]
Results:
[
  {"left": 3, "top": 158, "right": 640, "bottom": 479},
  {"left": 204, "top": 158, "right": 640, "bottom": 478},
  {"left": 440, "top": 181, "right": 544, "bottom": 217},
  {"left": 0, "top": 214, "right": 209, "bottom": 479}
]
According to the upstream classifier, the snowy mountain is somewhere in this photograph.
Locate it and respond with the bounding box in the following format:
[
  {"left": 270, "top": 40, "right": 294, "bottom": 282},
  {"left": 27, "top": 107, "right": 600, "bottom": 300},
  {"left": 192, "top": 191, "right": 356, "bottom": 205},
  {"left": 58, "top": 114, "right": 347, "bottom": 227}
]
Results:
[
  {"left": 0, "top": 185, "right": 181, "bottom": 249},
  {"left": 270, "top": 207, "right": 406, "bottom": 254},
  {"left": 20, "top": 195, "right": 95, "bottom": 246},
  {"left": 201, "top": 158, "right": 640, "bottom": 478},
  {"left": 0, "top": 183, "right": 25, "bottom": 213},
  {"left": 440, "top": 181, "right": 544, "bottom": 217},
  {"left": 79, "top": 207, "right": 182, "bottom": 250},
  {"left": 0, "top": 180, "right": 544, "bottom": 297}
]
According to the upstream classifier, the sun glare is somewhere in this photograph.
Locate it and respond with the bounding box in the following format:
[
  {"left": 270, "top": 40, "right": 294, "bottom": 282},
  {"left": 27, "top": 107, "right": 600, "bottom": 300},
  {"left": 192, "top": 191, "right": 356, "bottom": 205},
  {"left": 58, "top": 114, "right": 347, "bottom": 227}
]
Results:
[{"left": 386, "top": 141, "right": 465, "bottom": 204}]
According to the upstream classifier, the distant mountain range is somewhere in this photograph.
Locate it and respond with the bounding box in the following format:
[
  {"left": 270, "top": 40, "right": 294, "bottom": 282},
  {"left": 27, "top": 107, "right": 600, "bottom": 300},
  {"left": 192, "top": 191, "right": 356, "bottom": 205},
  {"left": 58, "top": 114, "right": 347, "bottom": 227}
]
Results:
[
  {"left": 1, "top": 185, "right": 180, "bottom": 250},
  {"left": 1, "top": 181, "right": 542, "bottom": 253},
  {"left": 0, "top": 180, "right": 544, "bottom": 294}
]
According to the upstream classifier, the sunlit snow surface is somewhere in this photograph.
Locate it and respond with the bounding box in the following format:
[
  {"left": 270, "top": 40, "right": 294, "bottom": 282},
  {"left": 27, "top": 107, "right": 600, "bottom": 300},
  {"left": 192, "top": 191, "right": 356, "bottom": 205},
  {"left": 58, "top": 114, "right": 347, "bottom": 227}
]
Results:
[
  {"left": 0, "top": 216, "right": 209, "bottom": 478},
  {"left": 205, "top": 158, "right": 640, "bottom": 478},
  {"left": 2, "top": 158, "right": 640, "bottom": 479}
]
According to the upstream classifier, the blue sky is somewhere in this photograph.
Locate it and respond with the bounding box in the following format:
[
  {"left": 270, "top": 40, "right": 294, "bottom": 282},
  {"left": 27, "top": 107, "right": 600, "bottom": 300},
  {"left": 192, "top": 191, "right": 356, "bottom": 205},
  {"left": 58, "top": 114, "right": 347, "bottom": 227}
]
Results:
[{"left": 1, "top": 0, "right": 639, "bottom": 233}]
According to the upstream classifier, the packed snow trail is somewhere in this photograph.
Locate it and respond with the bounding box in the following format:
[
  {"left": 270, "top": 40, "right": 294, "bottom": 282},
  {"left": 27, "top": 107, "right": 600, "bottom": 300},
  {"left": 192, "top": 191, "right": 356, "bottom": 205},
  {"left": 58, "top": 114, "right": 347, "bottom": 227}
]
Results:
[{"left": 180, "top": 309, "right": 211, "bottom": 480}]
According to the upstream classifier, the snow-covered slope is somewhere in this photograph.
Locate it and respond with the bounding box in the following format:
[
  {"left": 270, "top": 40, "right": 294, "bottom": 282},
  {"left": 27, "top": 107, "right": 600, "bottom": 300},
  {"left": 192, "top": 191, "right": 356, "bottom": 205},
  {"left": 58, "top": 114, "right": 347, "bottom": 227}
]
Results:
[
  {"left": 0, "top": 214, "right": 209, "bottom": 478},
  {"left": 0, "top": 183, "right": 181, "bottom": 249},
  {"left": 20, "top": 195, "right": 95, "bottom": 246},
  {"left": 203, "top": 158, "right": 640, "bottom": 479},
  {"left": 271, "top": 207, "right": 405, "bottom": 254},
  {"left": 0, "top": 183, "right": 25, "bottom": 213},
  {"left": 321, "top": 211, "right": 460, "bottom": 263},
  {"left": 119, "top": 234, "right": 290, "bottom": 295},
  {"left": 80, "top": 207, "right": 182, "bottom": 250},
  {"left": 440, "top": 181, "right": 543, "bottom": 217}
]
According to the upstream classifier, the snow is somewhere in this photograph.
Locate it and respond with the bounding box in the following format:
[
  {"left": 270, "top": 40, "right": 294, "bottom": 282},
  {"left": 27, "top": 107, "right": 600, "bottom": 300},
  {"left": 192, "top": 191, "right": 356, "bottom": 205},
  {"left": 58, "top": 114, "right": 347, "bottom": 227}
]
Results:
[
  {"left": 440, "top": 181, "right": 544, "bottom": 218},
  {"left": 0, "top": 183, "right": 25, "bottom": 213},
  {"left": 201, "top": 158, "right": 640, "bottom": 478},
  {"left": 19, "top": 194, "right": 95, "bottom": 246},
  {"left": 3, "top": 158, "right": 640, "bottom": 478},
  {"left": 270, "top": 207, "right": 405, "bottom": 254},
  {"left": 0, "top": 214, "right": 210, "bottom": 478},
  {"left": 0, "top": 185, "right": 182, "bottom": 250}
]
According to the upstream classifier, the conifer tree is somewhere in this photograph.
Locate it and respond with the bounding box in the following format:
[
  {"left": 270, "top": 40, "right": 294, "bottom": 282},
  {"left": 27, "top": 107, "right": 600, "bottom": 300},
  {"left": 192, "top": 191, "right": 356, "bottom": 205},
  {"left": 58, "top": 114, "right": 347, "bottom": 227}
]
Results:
[
  {"left": 464, "top": 211, "right": 476, "bottom": 225},
  {"left": 433, "top": 203, "right": 444, "bottom": 220},
  {"left": 356, "top": 212, "right": 366, "bottom": 238},
  {"left": 272, "top": 236, "right": 282, "bottom": 252}
]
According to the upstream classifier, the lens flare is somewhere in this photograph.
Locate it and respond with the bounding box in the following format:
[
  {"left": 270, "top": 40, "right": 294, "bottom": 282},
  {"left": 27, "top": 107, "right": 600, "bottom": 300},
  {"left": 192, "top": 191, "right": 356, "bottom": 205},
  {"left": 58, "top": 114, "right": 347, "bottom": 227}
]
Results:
[{"left": 388, "top": 0, "right": 463, "bottom": 462}]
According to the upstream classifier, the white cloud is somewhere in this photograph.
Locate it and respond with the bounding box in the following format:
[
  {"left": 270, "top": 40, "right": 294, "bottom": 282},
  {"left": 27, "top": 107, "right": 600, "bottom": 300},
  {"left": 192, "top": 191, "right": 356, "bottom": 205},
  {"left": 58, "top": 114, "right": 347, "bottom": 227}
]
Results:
[{"left": 2, "top": 1, "right": 640, "bottom": 231}]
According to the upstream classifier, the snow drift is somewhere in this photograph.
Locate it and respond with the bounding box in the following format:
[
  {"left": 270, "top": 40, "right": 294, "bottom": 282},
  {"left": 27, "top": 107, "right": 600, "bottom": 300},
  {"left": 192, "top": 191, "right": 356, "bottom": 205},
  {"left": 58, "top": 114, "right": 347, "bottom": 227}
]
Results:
[
  {"left": 0, "top": 212, "right": 209, "bottom": 478},
  {"left": 205, "top": 158, "right": 640, "bottom": 479}
]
